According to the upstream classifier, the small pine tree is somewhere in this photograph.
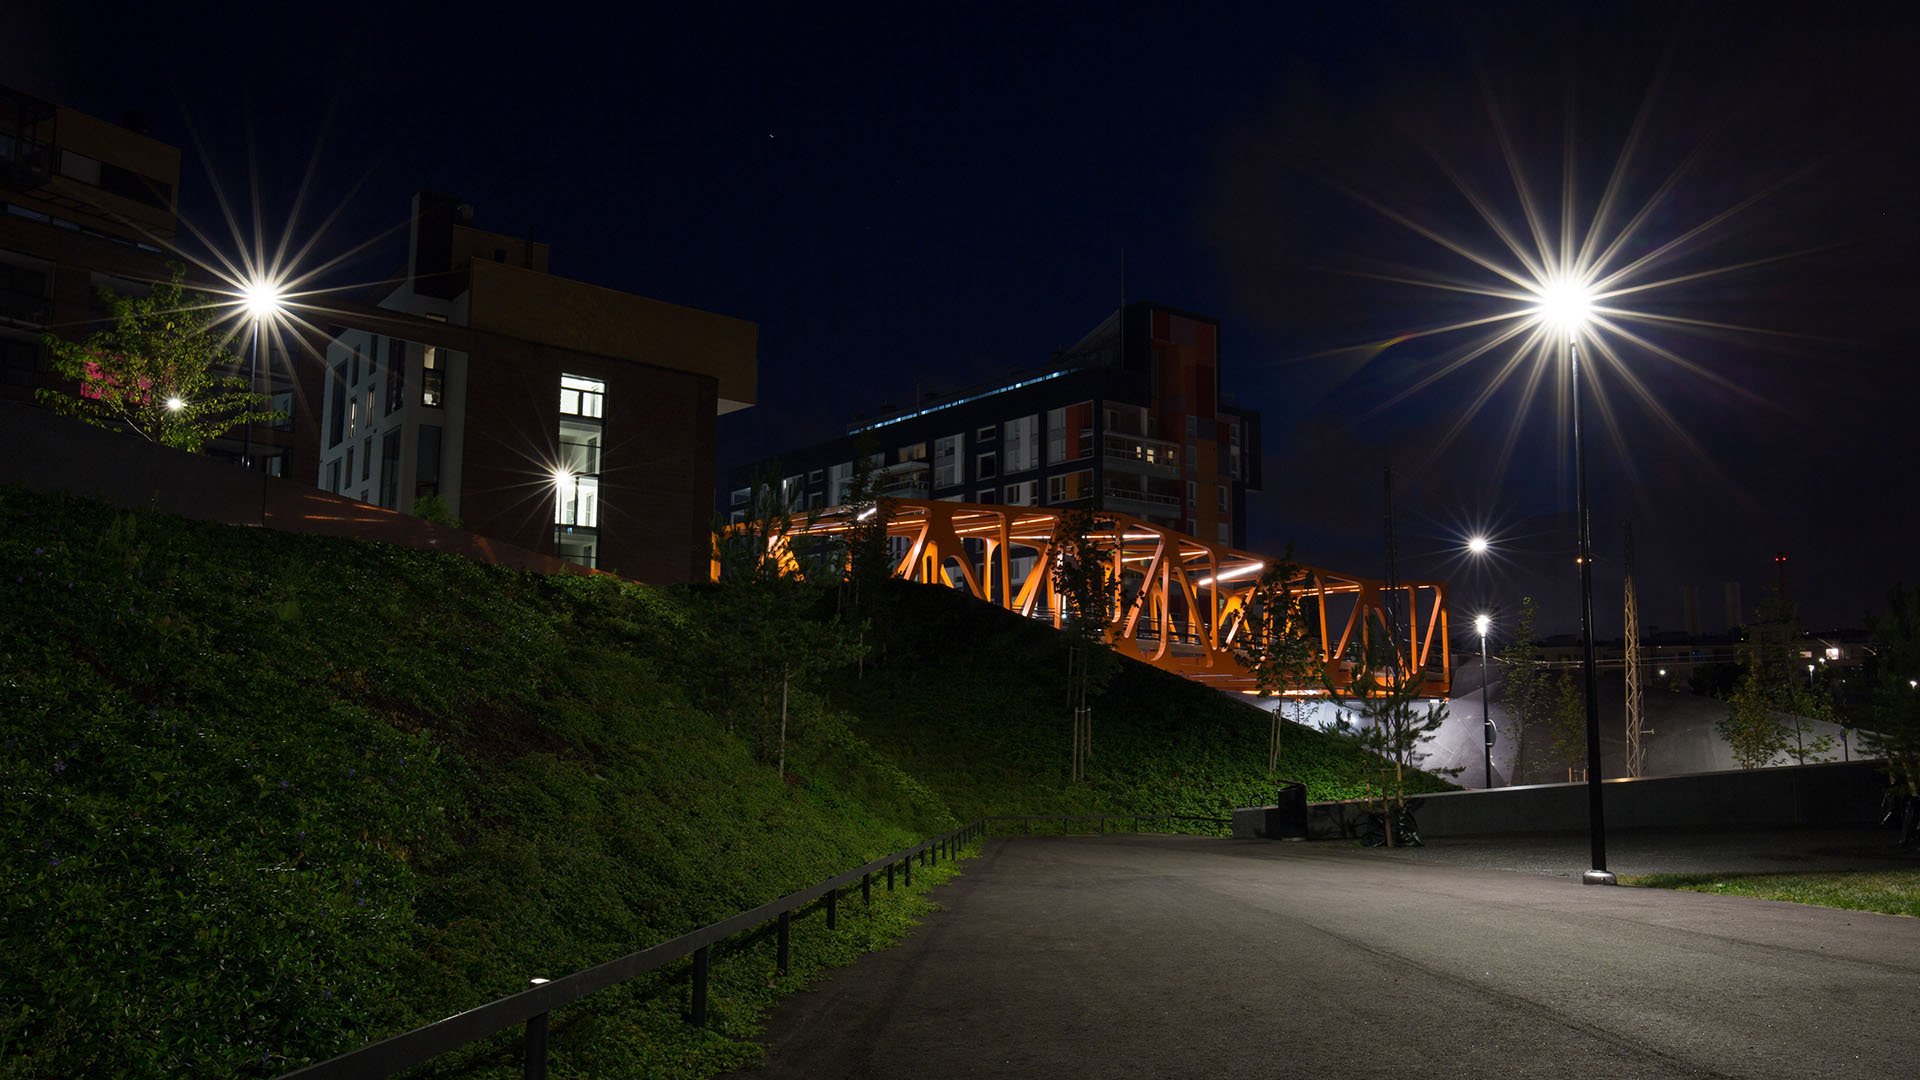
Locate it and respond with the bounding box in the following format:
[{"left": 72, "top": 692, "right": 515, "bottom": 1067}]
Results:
[
  {"left": 1051, "top": 510, "right": 1117, "bottom": 782},
  {"left": 1230, "top": 548, "right": 1320, "bottom": 771},
  {"left": 1324, "top": 621, "right": 1452, "bottom": 846}
]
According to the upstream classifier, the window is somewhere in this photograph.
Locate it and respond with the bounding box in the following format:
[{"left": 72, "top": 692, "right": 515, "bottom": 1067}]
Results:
[
  {"left": 976, "top": 425, "right": 997, "bottom": 443},
  {"left": 1187, "top": 480, "right": 1197, "bottom": 507},
  {"left": 1218, "top": 524, "right": 1230, "bottom": 543},
  {"left": 326, "top": 459, "right": 341, "bottom": 494},
  {"left": 59, "top": 150, "right": 101, "bottom": 185},
  {"left": 1185, "top": 443, "right": 1196, "bottom": 476},
  {"left": 271, "top": 392, "right": 293, "bottom": 431},
  {"left": 1218, "top": 485, "right": 1228, "bottom": 512},
  {"left": 347, "top": 397, "right": 358, "bottom": 439},
  {"left": 422, "top": 347, "right": 444, "bottom": 407},
  {"left": 977, "top": 452, "right": 997, "bottom": 481},
  {"left": 731, "top": 487, "right": 751, "bottom": 507},
  {"left": 1003, "top": 414, "right": 1038, "bottom": 473},
  {"left": 977, "top": 488, "right": 998, "bottom": 504},
  {"left": 385, "top": 339, "right": 406, "bottom": 412},
  {"left": 349, "top": 344, "right": 361, "bottom": 387},
  {"left": 559, "top": 373, "right": 605, "bottom": 417},
  {"left": 380, "top": 430, "right": 402, "bottom": 509},
  {"left": 366, "top": 388, "right": 376, "bottom": 426},
  {"left": 899, "top": 442, "right": 928, "bottom": 462},
  {"left": 328, "top": 360, "right": 347, "bottom": 448},
  {"left": 1048, "top": 403, "right": 1094, "bottom": 463},
  {"left": 1004, "top": 480, "right": 1036, "bottom": 506},
  {"left": 344, "top": 446, "right": 355, "bottom": 485},
  {"left": 1185, "top": 414, "right": 1198, "bottom": 438},
  {"left": 933, "top": 434, "right": 963, "bottom": 488},
  {"left": 0, "top": 263, "right": 51, "bottom": 327},
  {"left": 555, "top": 530, "right": 598, "bottom": 570},
  {"left": 555, "top": 473, "right": 600, "bottom": 528},
  {"left": 1, "top": 337, "right": 42, "bottom": 388},
  {"left": 1047, "top": 469, "right": 1092, "bottom": 504},
  {"left": 808, "top": 469, "right": 823, "bottom": 485},
  {"left": 362, "top": 436, "right": 372, "bottom": 482},
  {"left": 416, "top": 425, "right": 442, "bottom": 496},
  {"left": 1229, "top": 420, "right": 1243, "bottom": 480},
  {"left": 827, "top": 462, "right": 853, "bottom": 506}
]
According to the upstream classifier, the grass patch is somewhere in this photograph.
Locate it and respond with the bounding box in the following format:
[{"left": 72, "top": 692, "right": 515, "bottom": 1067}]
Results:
[{"left": 1622, "top": 869, "right": 1920, "bottom": 918}]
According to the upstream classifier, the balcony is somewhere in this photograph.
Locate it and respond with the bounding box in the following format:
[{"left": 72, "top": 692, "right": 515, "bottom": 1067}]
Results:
[
  {"left": 1102, "top": 433, "right": 1180, "bottom": 478},
  {"left": 1101, "top": 485, "right": 1181, "bottom": 521},
  {"left": 877, "top": 460, "right": 931, "bottom": 499}
]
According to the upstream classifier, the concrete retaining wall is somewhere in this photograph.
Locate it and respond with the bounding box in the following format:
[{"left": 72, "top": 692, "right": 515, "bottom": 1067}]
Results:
[{"left": 1235, "top": 760, "right": 1889, "bottom": 840}]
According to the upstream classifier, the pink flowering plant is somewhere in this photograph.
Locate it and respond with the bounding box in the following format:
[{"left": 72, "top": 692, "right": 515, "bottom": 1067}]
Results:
[{"left": 36, "top": 265, "right": 283, "bottom": 451}]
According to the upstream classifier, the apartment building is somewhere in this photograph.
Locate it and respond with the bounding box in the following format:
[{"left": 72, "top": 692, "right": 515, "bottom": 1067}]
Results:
[
  {"left": 315, "top": 193, "right": 757, "bottom": 580},
  {"left": 729, "top": 301, "right": 1261, "bottom": 548}
]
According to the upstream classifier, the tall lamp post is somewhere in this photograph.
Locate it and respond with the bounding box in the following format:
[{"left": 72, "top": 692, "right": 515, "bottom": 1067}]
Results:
[
  {"left": 1539, "top": 279, "right": 1614, "bottom": 886},
  {"left": 239, "top": 279, "right": 285, "bottom": 470},
  {"left": 1475, "top": 612, "right": 1494, "bottom": 789}
]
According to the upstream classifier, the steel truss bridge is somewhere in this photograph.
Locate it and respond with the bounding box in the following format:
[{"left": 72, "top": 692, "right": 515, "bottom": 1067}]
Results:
[{"left": 725, "top": 498, "right": 1451, "bottom": 698}]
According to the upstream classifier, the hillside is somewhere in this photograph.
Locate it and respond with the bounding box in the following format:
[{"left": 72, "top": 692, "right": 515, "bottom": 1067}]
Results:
[
  {"left": 0, "top": 487, "right": 1448, "bottom": 1078},
  {"left": 828, "top": 582, "right": 1457, "bottom": 822}
]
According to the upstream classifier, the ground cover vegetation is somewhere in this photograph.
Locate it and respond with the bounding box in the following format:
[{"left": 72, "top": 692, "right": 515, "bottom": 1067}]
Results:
[
  {"left": 1622, "top": 870, "right": 1920, "bottom": 919},
  {"left": 0, "top": 488, "right": 951, "bottom": 1078},
  {"left": 822, "top": 580, "right": 1457, "bottom": 825},
  {"left": 2, "top": 486, "right": 1452, "bottom": 1077}
]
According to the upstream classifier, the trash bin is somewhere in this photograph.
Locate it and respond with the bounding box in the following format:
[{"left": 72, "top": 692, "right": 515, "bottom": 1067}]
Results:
[{"left": 1268, "top": 781, "right": 1309, "bottom": 840}]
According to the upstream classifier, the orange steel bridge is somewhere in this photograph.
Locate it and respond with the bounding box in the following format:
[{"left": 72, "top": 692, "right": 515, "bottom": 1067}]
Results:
[{"left": 722, "top": 498, "right": 1451, "bottom": 698}]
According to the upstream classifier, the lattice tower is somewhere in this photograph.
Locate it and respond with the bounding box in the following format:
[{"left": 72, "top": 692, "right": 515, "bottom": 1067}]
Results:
[{"left": 1623, "top": 523, "right": 1646, "bottom": 778}]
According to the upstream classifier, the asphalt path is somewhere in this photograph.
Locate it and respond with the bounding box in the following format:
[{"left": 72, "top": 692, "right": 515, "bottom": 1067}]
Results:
[{"left": 724, "top": 834, "right": 1920, "bottom": 1079}]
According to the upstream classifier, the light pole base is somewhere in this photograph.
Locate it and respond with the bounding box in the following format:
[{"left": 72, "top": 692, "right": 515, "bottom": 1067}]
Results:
[{"left": 1582, "top": 869, "right": 1618, "bottom": 886}]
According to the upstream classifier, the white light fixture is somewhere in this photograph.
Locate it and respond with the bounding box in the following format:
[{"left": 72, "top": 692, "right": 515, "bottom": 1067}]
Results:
[
  {"left": 1467, "top": 535, "right": 1490, "bottom": 556},
  {"left": 240, "top": 278, "right": 285, "bottom": 320},
  {"left": 1474, "top": 613, "right": 1491, "bottom": 637},
  {"left": 856, "top": 506, "right": 877, "bottom": 521},
  {"left": 1533, "top": 275, "right": 1595, "bottom": 337},
  {"left": 164, "top": 396, "right": 185, "bottom": 411}
]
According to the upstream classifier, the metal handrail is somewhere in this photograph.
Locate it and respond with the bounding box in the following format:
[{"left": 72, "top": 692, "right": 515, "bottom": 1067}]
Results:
[{"left": 280, "top": 820, "right": 985, "bottom": 1079}]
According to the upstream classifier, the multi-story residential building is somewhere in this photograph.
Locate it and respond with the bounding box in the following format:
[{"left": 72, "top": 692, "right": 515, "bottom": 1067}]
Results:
[
  {"left": 728, "top": 301, "right": 1261, "bottom": 548},
  {"left": 314, "top": 193, "right": 757, "bottom": 580}
]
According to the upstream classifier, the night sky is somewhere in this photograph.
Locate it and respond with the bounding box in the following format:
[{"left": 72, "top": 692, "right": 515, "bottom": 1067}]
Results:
[{"left": 10, "top": 2, "right": 1918, "bottom": 638}]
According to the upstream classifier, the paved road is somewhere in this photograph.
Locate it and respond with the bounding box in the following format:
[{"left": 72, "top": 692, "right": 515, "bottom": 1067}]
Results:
[{"left": 725, "top": 834, "right": 1920, "bottom": 1079}]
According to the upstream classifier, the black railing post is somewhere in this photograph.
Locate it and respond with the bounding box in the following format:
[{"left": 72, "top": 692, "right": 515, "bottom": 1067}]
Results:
[
  {"left": 826, "top": 887, "right": 837, "bottom": 930},
  {"left": 904, "top": 856, "right": 912, "bottom": 887},
  {"left": 691, "top": 946, "right": 710, "bottom": 1028},
  {"left": 887, "top": 862, "right": 895, "bottom": 891},
  {"left": 776, "top": 910, "right": 791, "bottom": 975},
  {"left": 524, "top": 977, "right": 550, "bottom": 1080},
  {"left": 863, "top": 871, "right": 872, "bottom": 903}
]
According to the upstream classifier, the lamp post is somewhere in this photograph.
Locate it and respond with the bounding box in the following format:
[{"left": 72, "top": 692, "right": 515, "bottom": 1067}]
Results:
[
  {"left": 1475, "top": 612, "right": 1494, "bottom": 789},
  {"left": 1538, "top": 278, "right": 1613, "bottom": 886},
  {"left": 239, "top": 280, "right": 284, "bottom": 470}
]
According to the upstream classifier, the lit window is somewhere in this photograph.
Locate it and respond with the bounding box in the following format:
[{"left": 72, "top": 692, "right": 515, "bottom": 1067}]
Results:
[
  {"left": 422, "top": 347, "right": 444, "bottom": 407},
  {"left": 560, "top": 373, "right": 605, "bottom": 418}
]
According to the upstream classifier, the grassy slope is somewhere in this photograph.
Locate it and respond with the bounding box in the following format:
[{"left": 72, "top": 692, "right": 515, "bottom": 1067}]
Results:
[
  {"left": 1623, "top": 870, "right": 1920, "bottom": 918},
  {"left": 1, "top": 488, "right": 1448, "bottom": 1077},
  {"left": 829, "top": 582, "right": 1456, "bottom": 822},
  {"left": 0, "top": 489, "right": 950, "bottom": 1078}
]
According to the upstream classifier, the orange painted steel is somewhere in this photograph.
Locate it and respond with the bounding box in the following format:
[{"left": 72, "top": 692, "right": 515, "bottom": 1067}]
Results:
[{"left": 719, "top": 498, "right": 1450, "bottom": 698}]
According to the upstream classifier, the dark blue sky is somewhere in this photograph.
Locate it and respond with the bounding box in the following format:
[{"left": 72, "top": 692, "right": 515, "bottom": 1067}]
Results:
[{"left": 10, "top": 2, "right": 1918, "bottom": 636}]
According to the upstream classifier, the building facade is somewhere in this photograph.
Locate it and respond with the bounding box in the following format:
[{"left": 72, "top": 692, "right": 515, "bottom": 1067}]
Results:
[
  {"left": 729, "top": 302, "right": 1261, "bottom": 548},
  {"left": 314, "top": 193, "right": 757, "bottom": 581}
]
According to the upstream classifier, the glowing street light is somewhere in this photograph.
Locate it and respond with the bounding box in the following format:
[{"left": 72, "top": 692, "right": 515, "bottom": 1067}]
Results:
[
  {"left": 1467, "top": 534, "right": 1490, "bottom": 556},
  {"left": 1530, "top": 273, "right": 1616, "bottom": 886},
  {"left": 1474, "top": 612, "right": 1495, "bottom": 790},
  {"left": 164, "top": 396, "right": 185, "bottom": 412},
  {"left": 239, "top": 277, "right": 285, "bottom": 470}
]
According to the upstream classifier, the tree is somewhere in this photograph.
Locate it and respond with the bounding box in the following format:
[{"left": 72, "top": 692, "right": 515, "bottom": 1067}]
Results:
[
  {"left": 1323, "top": 620, "right": 1452, "bottom": 847},
  {"left": 1051, "top": 510, "right": 1118, "bottom": 782},
  {"left": 1231, "top": 548, "right": 1321, "bottom": 771},
  {"left": 1498, "top": 596, "right": 1547, "bottom": 784},
  {"left": 1716, "top": 590, "right": 1835, "bottom": 769},
  {"left": 706, "top": 467, "right": 863, "bottom": 780},
  {"left": 1718, "top": 667, "right": 1789, "bottom": 769},
  {"left": 1848, "top": 585, "right": 1920, "bottom": 842},
  {"left": 411, "top": 493, "right": 461, "bottom": 529},
  {"left": 36, "top": 266, "right": 281, "bottom": 451},
  {"left": 1549, "top": 670, "right": 1589, "bottom": 779}
]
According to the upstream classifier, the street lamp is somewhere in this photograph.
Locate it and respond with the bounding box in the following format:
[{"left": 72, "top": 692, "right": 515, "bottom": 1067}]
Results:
[
  {"left": 1474, "top": 612, "right": 1494, "bottom": 790},
  {"left": 239, "top": 278, "right": 284, "bottom": 469},
  {"left": 1467, "top": 534, "right": 1490, "bottom": 556},
  {"left": 1533, "top": 274, "right": 1614, "bottom": 886}
]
